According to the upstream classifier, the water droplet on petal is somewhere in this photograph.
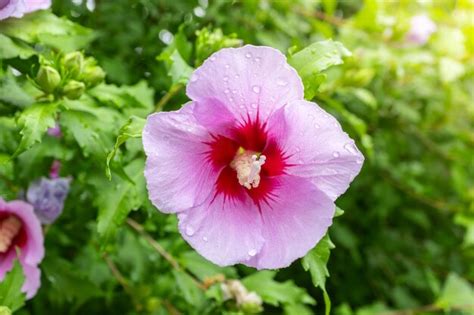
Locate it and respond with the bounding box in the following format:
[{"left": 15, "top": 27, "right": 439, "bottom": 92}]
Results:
[
  {"left": 344, "top": 142, "right": 358, "bottom": 155},
  {"left": 203, "top": 236, "right": 208, "bottom": 242},
  {"left": 234, "top": 74, "right": 240, "bottom": 79},
  {"left": 232, "top": 89, "right": 237, "bottom": 94},
  {"left": 245, "top": 52, "right": 252, "bottom": 58},
  {"left": 190, "top": 73, "right": 199, "bottom": 82},
  {"left": 224, "top": 88, "right": 230, "bottom": 94},
  {"left": 296, "top": 147, "right": 301, "bottom": 152},
  {"left": 298, "top": 159, "right": 304, "bottom": 164},
  {"left": 185, "top": 226, "right": 195, "bottom": 236},
  {"left": 251, "top": 103, "right": 258, "bottom": 109},
  {"left": 314, "top": 123, "right": 320, "bottom": 129},
  {"left": 252, "top": 85, "right": 261, "bottom": 93},
  {"left": 210, "top": 56, "right": 216, "bottom": 61},
  {"left": 254, "top": 57, "right": 261, "bottom": 62},
  {"left": 333, "top": 151, "right": 340, "bottom": 158},
  {"left": 276, "top": 78, "right": 287, "bottom": 86},
  {"left": 248, "top": 249, "right": 257, "bottom": 257},
  {"left": 223, "top": 76, "right": 229, "bottom": 82},
  {"left": 356, "top": 158, "right": 364, "bottom": 164}
]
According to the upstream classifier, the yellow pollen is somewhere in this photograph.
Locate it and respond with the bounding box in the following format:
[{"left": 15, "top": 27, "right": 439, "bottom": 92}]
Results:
[{"left": 230, "top": 149, "right": 266, "bottom": 189}]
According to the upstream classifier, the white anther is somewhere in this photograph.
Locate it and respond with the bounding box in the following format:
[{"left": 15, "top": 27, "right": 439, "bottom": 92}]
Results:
[{"left": 230, "top": 151, "right": 266, "bottom": 189}]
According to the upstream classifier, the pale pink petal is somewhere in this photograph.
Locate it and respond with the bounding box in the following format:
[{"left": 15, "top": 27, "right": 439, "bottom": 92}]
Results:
[
  {"left": 247, "top": 175, "right": 334, "bottom": 269},
  {"left": 7, "top": 200, "right": 44, "bottom": 265},
  {"left": 24, "top": 0, "right": 50, "bottom": 12},
  {"left": 143, "top": 102, "right": 218, "bottom": 213},
  {"left": 0, "top": 250, "right": 16, "bottom": 281},
  {"left": 0, "top": 0, "right": 25, "bottom": 20},
  {"left": 267, "top": 100, "right": 364, "bottom": 201},
  {"left": 186, "top": 45, "right": 303, "bottom": 123},
  {"left": 177, "top": 193, "right": 264, "bottom": 266},
  {"left": 20, "top": 263, "right": 41, "bottom": 299}
]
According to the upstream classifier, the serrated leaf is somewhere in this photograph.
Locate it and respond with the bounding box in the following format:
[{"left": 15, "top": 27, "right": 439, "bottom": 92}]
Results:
[
  {"left": 94, "top": 158, "right": 146, "bottom": 243},
  {"left": 242, "top": 271, "right": 315, "bottom": 307},
  {"left": 106, "top": 116, "right": 145, "bottom": 179},
  {"left": 0, "top": 259, "right": 26, "bottom": 312},
  {"left": 0, "top": 11, "right": 94, "bottom": 51},
  {"left": 13, "top": 102, "right": 58, "bottom": 158},
  {"left": 436, "top": 273, "right": 474, "bottom": 311},
  {"left": 0, "top": 34, "right": 35, "bottom": 59},
  {"left": 288, "top": 40, "right": 351, "bottom": 99},
  {"left": 0, "top": 71, "right": 34, "bottom": 108},
  {"left": 172, "top": 270, "right": 204, "bottom": 306},
  {"left": 301, "top": 234, "right": 335, "bottom": 315}
]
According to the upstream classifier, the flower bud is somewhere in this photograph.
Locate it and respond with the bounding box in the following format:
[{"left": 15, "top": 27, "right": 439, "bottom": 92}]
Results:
[
  {"left": 241, "top": 292, "right": 263, "bottom": 314},
  {"left": 82, "top": 66, "right": 106, "bottom": 87},
  {"left": 0, "top": 306, "right": 12, "bottom": 315},
  {"left": 63, "top": 80, "right": 85, "bottom": 100},
  {"left": 26, "top": 177, "right": 71, "bottom": 224},
  {"left": 35, "top": 66, "right": 61, "bottom": 93},
  {"left": 62, "top": 52, "right": 84, "bottom": 78}
]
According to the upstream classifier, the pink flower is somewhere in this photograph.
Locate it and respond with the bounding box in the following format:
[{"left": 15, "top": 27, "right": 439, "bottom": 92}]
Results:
[
  {"left": 406, "top": 15, "right": 437, "bottom": 45},
  {"left": 0, "top": 0, "right": 51, "bottom": 21},
  {"left": 143, "top": 46, "right": 364, "bottom": 269},
  {"left": 47, "top": 122, "right": 62, "bottom": 138},
  {"left": 0, "top": 198, "right": 44, "bottom": 298}
]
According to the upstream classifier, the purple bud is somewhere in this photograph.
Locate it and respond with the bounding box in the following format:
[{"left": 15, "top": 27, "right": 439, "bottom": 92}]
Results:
[
  {"left": 49, "top": 160, "right": 61, "bottom": 179},
  {"left": 406, "top": 15, "right": 437, "bottom": 45},
  {"left": 47, "top": 122, "right": 62, "bottom": 138},
  {"left": 26, "top": 177, "right": 71, "bottom": 224}
]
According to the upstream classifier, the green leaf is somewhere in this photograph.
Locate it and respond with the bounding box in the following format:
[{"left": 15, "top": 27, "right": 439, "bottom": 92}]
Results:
[
  {"left": 301, "top": 234, "right": 335, "bottom": 315},
  {"left": 288, "top": 40, "right": 351, "bottom": 99},
  {"left": 0, "top": 11, "right": 94, "bottom": 51},
  {"left": 0, "top": 34, "right": 35, "bottom": 59},
  {"left": 13, "top": 102, "right": 58, "bottom": 158},
  {"left": 179, "top": 251, "right": 237, "bottom": 281},
  {"left": 242, "top": 271, "right": 315, "bottom": 307},
  {"left": 436, "top": 273, "right": 474, "bottom": 311},
  {"left": 42, "top": 256, "right": 102, "bottom": 308},
  {"left": 94, "top": 158, "right": 147, "bottom": 243},
  {"left": 172, "top": 270, "right": 204, "bottom": 306},
  {"left": 106, "top": 116, "right": 145, "bottom": 179},
  {"left": 0, "top": 71, "right": 34, "bottom": 108},
  {"left": 0, "top": 259, "right": 26, "bottom": 312}
]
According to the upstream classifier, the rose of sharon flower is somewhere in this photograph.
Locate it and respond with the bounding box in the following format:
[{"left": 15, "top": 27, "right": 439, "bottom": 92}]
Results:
[
  {"left": 26, "top": 177, "right": 70, "bottom": 224},
  {"left": 406, "top": 15, "right": 437, "bottom": 45},
  {"left": 0, "top": 0, "right": 51, "bottom": 21},
  {"left": 143, "top": 46, "right": 364, "bottom": 269},
  {"left": 0, "top": 198, "right": 44, "bottom": 299}
]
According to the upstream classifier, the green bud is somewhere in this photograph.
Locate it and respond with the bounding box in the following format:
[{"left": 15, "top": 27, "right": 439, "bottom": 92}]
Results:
[
  {"left": 36, "top": 66, "right": 61, "bottom": 93},
  {"left": 82, "top": 66, "right": 106, "bottom": 87},
  {"left": 63, "top": 80, "right": 86, "bottom": 100},
  {"left": 0, "top": 306, "right": 12, "bottom": 315},
  {"left": 62, "top": 52, "right": 84, "bottom": 78}
]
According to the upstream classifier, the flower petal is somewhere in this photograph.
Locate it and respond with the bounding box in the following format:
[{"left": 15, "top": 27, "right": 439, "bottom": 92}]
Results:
[
  {"left": 178, "top": 193, "right": 264, "bottom": 266},
  {"left": 187, "top": 45, "right": 303, "bottom": 123},
  {"left": 143, "top": 102, "right": 218, "bottom": 213},
  {"left": 20, "top": 263, "right": 41, "bottom": 299},
  {"left": 267, "top": 100, "right": 364, "bottom": 201},
  {"left": 5, "top": 200, "right": 44, "bottom": 266},
  {"left": 247, "top": 175, "right": 334, "bottom": 269}
]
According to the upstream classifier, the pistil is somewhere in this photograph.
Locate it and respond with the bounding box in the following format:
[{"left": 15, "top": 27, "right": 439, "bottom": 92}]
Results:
[
  {"left": 0, "top": 215, "right": 22, "bottom": 253},
  {"left": 230, "top": 149, "right": 266, "bottom": 189}
]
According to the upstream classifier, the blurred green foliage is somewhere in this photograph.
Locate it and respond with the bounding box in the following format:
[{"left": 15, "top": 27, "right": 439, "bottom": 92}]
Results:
[{"left": 0, "top": 0, "right": 473, "bottom": 314}]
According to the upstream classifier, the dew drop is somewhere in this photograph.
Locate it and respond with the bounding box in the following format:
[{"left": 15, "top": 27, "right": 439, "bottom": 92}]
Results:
[
  {"left": 224, "top": 88, "right": 230, "bottom": 94},
  {"left": 296, "top": 146, "right": 301, "bottom": 152},
  {"left": 248, "top": 249, "right": 257, "bottom": 257},
  {"left": 229, "top": 97, "right": 234, "bottom": 102},
  {"left": 252, "top": 85, "right": 261, "bottom": 93},
  {"left": 314, "top": 123, "right": 320, "bottom": 129},
  {"left": 297, "top": 159, "right": 304, "bottom": 164},
  {"left": 276, "top": 78, "right": 288, "bottom": 86},
  {"left": 254, "top": 57, "right": 261, "bottom": 62},
  {"left": 203, "top": 236, "right": 208, "bottom": 242},
  {"left": 223, "top": 76, "right": 229, "bottom": 82},
  {"left": 185, "top": 226, "right": 195, "bottom": 236},
  {"left": 344, "top": 142, "right": 358, "bottom": 155},
  {"left": 190, "top": 73, "right": 199, "bottom": 82},
  {"left": 332, "top": 151, "right": 340, "bottom": 158},
  {"left": 239, "top": 104, "right": 245, "bottom": 109},
  {"left": 234, "top": 74, "right": 240, "bottom": 79},
  {"left": 251, "top": 103, "right": 258, "bottom": 109},
  {"left": 356, "top": 158, "right": 364, "bottom": 164},
  {"left": 224, "top": 64, "right": 230, "bottom": 69},
  {"left": 210, "top": 56, "right": 216, "bottom": 61},
  {"left": 245, "top": 52, "right": 252, "bottom": 59}
]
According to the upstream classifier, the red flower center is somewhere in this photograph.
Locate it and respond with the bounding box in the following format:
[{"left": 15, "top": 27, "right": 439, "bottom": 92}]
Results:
[
  {"left": 0, "top": 213, "right": 26, "bottom": 255},
  {"left": 206, "top": 117, "right": 287, "bottom": 207}
]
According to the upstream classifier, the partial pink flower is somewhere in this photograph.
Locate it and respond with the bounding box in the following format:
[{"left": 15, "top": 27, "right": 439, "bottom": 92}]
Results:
[
  {"left": 143, "top": 45, "right": 364, "bottom": 269},
  {"left": 0, "top": 0, "right": 51, "bottom": 21},
  {"left": 406, "top": 14, "right": 437, "bottom": 45},
  {"left": 47, "top": 122, "right": 62, "bottom": 138},
  {"left": 0, "top": 198, "right": 44, "bottom": 298}
]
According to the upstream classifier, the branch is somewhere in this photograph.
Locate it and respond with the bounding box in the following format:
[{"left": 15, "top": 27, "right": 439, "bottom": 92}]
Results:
[{"left": 155, "top": 84, "right": 183, "bottom": 112}]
